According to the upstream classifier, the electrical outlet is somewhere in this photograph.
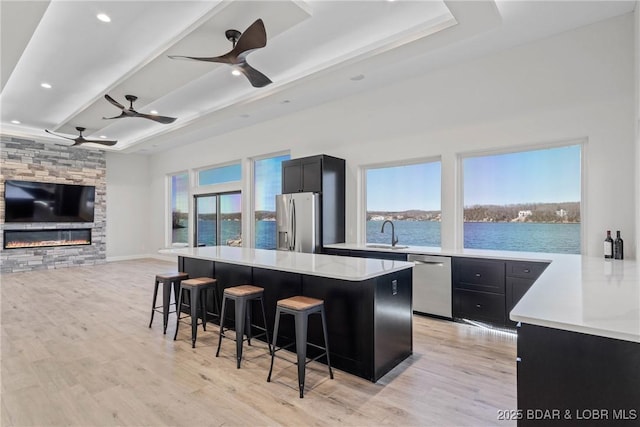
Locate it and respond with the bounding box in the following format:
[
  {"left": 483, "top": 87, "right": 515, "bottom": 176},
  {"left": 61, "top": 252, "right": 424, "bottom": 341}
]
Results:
[{"left": 392, "top": 279, "right": 398, "bottom": 295}]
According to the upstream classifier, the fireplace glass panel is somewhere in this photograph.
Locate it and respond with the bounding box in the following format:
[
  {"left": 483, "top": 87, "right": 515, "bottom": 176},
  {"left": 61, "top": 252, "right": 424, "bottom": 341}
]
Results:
[{"left": 4, "top": 229, "right": 92, "bottom": 249}]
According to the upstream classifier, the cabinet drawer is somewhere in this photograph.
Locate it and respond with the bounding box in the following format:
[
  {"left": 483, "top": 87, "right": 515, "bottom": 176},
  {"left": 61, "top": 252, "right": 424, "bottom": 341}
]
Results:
[
  {"left": 453, "top": 258, "right": 505, "bottom": 294},
  {"left": 506, "top": 261, "right": 548, "bottom": 280},
  {"left": 454, "top": 289, "right": 505, "bottom": 324}
]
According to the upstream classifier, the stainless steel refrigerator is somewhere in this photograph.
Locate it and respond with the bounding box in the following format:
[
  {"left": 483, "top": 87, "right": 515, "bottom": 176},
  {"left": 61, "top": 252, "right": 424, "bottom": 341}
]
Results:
[{"left": 275, "top": 192, "right": 321, "bottom": 253}]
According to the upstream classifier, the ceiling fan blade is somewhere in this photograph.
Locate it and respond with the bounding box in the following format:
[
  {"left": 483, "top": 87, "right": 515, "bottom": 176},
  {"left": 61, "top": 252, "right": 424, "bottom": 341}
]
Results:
[
  {"left": 45, "top": 129, "right": 75, "bottom": 141},
  {"left": 238, "top": 62, "right": 272, "bottom": 88},
  {"left": 168, "top": 54, "right": 234, "bottom": 65},
  {"left": 79, "top": 138, "right": 118, "bottom": 146},
  {"left": 134, "top": 112, "right": 177, "bottom": 124},
  {"left": 103, "top": 112, "right": 127, "bottom": 120},
  {"left": 104, "top": 94, "right": 125, "bottom": 109},
  {"left": 233, "top": 19, "right": 267, "bottom": 58}
]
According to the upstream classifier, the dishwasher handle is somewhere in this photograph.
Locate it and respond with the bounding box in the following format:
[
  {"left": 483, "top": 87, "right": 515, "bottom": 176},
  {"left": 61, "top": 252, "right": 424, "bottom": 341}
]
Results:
[
  {"left": 407, "top": 254, "right": 451, "bottom": 266},
  {"left": 413, "top": 260, "right": 444, "bottom": 266}
]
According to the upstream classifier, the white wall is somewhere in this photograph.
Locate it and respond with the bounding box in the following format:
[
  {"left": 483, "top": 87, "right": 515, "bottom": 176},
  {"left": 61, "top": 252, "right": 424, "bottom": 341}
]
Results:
[
  {"left": 128, "top": 12, "right": 635, "bottom": 259},
  {"left": 105, "top": 152, "right": 151, "bottom": 260}
]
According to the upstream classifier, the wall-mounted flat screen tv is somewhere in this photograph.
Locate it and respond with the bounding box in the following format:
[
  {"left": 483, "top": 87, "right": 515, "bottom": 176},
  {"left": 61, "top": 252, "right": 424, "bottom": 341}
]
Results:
[{"left": 4, "top": 180, "right": 95, "bottom": 223}]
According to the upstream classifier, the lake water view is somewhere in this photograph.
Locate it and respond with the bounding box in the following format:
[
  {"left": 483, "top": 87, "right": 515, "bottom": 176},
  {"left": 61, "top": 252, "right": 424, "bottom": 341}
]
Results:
[{"left": 175, "top": 220, "right": 580, "bottom": 254}]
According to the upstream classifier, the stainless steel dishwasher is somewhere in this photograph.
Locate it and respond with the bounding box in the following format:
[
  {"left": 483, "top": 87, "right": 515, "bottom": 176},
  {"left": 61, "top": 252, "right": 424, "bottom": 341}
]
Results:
[{"left": 408, "top": 254, "right": 452, "bottom": 318}]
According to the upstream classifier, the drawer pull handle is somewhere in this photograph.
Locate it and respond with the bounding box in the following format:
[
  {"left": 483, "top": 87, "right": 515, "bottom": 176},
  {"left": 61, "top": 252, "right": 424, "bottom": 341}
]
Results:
[
  {"left": 475, "top": 273, "right": 481, "bottom": 277},
  {"left": 516, "top": 357, "right": 522, "bottom": 363},
  {"left": 523, "top": 269, "right": 530, "bottom": 273}
]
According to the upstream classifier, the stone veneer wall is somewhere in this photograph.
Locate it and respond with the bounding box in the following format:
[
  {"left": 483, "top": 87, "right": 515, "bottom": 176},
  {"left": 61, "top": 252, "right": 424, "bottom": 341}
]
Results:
[{"left": 1, "top": 135, "right": 107, "bottom": 273}]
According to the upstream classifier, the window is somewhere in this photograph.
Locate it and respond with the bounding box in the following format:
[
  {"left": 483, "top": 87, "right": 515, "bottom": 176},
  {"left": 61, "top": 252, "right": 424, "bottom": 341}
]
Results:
[
  {"left": 365, "top": 160, "right": 441, "bottom": 247},
  {"left": 194, "top": 192, "right": 242, "bottom": 246},
  {"left": 198, "top": 163, "right": 241, "bottom": 186},
  {"left": 170, "top": 172, "right": 189, "bottom": 245},
  {"left": 463, "top": 144, "right": 581, "bottom": 254},
  {"left": 253, "top": 154, "right": 290, "bottom": 249}
]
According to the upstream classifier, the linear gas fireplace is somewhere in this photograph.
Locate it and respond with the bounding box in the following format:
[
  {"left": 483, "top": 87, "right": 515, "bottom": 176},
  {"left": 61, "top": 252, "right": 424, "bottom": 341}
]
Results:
[{"left": 3, "top": 229, "right": 92, "bottom": 249}]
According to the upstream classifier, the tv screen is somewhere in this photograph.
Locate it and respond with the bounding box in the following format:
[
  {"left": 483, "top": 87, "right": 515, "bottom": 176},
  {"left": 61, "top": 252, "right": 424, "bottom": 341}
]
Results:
[{"left": 4, "top": 180, "right": 95, "bottom": 223}]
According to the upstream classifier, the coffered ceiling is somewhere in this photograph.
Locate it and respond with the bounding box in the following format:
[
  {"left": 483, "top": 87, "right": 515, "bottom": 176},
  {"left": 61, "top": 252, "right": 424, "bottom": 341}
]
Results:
[{"left": 0, "top": 0, "right": 635, "bottom": 154}]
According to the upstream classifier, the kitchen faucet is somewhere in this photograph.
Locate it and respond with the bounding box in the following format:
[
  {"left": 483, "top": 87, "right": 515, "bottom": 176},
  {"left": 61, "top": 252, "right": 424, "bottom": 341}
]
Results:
[{"left": 381, "top": 220, "right": 399, "bottom": 247}]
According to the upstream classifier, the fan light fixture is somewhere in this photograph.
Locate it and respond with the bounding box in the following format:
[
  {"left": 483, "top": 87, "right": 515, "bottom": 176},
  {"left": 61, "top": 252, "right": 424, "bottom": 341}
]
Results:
[{"left": 231, "top": 69, "right": 242, "bottom": 76}]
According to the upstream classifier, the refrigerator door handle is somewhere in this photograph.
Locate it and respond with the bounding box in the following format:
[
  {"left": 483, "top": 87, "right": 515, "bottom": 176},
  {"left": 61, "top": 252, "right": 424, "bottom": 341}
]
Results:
[{"left": 291, "top": 199, "right": 297, "bottom": 251}]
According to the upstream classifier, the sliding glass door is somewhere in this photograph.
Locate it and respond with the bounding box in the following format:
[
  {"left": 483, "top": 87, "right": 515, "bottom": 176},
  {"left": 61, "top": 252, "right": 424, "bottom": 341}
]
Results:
[{"left": 194, "top": 192, "right": 241, "bottom": 247}]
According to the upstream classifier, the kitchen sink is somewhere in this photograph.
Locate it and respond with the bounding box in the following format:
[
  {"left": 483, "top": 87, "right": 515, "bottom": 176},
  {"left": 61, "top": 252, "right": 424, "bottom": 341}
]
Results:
[{"left": 365, "top": 244, "right": 409, "bottom": 250}]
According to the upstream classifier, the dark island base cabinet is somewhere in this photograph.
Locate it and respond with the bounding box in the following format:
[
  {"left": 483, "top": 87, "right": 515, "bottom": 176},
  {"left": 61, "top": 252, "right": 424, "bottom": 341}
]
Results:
[
  {"left": 178, "top": 256, "right": 412, "bottom": 382},
  {"left": 517, "top": 323, "right": 640, "bottom": 426}
]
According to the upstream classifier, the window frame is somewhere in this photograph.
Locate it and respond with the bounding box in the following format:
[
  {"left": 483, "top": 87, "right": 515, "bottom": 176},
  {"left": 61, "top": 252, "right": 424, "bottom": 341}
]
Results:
[
  {"left": 166, "top": 170, "right": 191, "bottom": 247},
  {"left": 195, "top": 160, "right": 242, "bottom": 188},
  {"left": 359, "top": 156, "right": 443, "bottom": 246},
  {"left": 249, "top": 151, "right": 290, "bottom": 249},
  {"left": 457, "top": 139, "right": 587, "bottom": 254}
]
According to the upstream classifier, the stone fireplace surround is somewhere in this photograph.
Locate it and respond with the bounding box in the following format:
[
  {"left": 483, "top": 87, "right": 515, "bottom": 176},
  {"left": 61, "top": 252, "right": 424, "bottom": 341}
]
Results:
[{"left": 1, "top": 135, "right": 106, "bottom": 273}]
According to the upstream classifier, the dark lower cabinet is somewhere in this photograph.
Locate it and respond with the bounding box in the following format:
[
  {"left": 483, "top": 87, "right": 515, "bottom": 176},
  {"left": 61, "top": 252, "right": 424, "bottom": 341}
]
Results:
[
  {"left": 454, "top": 288, "right": 506, "bottom": 324},
  {"left": 517, "top": 323, "right": 640, "bottom": 426}
]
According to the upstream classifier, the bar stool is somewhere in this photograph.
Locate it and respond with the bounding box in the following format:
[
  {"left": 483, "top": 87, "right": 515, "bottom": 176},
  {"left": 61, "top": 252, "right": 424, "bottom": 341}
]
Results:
[
  {"left": 216, "top": 285, "right": 271, "bottom": 368},
  {"left": 267, "top": 296, "right": 333, "bottom": 398},
  {"left": 149, "top": 271, "right": 189, "bottom": 334},
  {"left": 173, "top": 277, "right": 219, "bottom": 348}
]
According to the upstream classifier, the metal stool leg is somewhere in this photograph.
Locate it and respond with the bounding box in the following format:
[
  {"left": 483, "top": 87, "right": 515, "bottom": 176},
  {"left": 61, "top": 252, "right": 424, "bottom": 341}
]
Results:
[
  {"left": 216, "top": 295, "right": 228, "bottom": 357},
  {"left": 267, "top": 307, "right": 282, "bottom": 382},
  {"left": 162, "top": 279, "right": 171, "bottom": 334},
  {"left": 320, "top": 306, "right": 333, "bottom": 379},
  {"left": 259, "top": 297, "right": 272, "bottom": 355},
  {"left": 173, "top": 287, "right": 184, "bottom": 341},
  {"left": 295, "top": 311, "right": 309, "bottom": 398},
  {"left": 246, "top": 300, "right": 253, "bottom": 346},
  {"left": 201, "top": 288, "right": 207, "bottom": 332},
  {"left": 190, "top": 288, "right": 199, "bottom": 348},
  {"left": 149, "top": 279, "right": 160, "bottom": 328},
  {"left": 235, "top": 296, "right": 247, "bottom": 368}
]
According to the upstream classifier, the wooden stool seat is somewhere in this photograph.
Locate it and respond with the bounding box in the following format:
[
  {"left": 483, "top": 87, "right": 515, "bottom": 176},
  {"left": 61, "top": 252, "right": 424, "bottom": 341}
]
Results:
[
  {"left": 174, "top": 277, "right": 219, "bottom": 348},
  {"left": 277, "top": 296, "right": 323, "bottom": 311},
  {"left": 155, "top": 271, "right": 189, "bottom": 281},
  {"left": 149, "top": 271, "right": 189, "bottom": 334},
  {"left": 224, "top": 284, "right": 263, "bottom": 297},
  {"left": 182, "top": 277, "right": 217, "bottom": 287},
  {"left": 216, "top": 285, "right": 271, "bottom": 368}
]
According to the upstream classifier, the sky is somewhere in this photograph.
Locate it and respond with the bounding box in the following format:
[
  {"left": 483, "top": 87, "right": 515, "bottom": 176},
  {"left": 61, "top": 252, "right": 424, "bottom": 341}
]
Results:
[
  {"left": 463, "top": 144, "right": 581, "bottom": 206},
  {"left": 366, "top": 144, "right": 581, "bottom": 212},
  {"left": 367, "top": 161, "right": 441, "bottom": 211},
  {"left": 255, "top": 154, "right": 289, "bottom": 211}
]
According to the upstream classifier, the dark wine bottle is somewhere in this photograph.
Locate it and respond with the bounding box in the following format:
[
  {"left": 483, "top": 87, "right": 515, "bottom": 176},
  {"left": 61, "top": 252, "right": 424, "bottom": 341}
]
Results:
[
  {"left": 614, "top": 230, "right": 624, "bottom": 260},
  {"left": 604, "top": 230, "right": 613, "bottom": 259}
]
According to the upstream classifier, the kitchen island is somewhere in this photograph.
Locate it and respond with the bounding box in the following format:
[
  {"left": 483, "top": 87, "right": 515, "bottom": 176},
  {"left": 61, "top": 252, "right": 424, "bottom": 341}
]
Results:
[{"left": 161, "top": 246, "right": 414, "bottom": 382}]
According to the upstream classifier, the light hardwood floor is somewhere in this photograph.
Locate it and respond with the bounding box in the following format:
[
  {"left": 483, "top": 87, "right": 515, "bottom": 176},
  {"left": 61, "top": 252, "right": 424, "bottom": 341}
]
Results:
[{"left": 1, "top": 259, "right": 517, "bottom": 426}]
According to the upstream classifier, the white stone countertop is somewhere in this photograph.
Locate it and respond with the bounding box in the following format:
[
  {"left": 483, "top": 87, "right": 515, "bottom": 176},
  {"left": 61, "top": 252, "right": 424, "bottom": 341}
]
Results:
[
  {"left": 159, "top": 246, "right": 413, "bottom": 282},
  {"left": 325, "top": 243, "right": 640, "bottom": 343}
]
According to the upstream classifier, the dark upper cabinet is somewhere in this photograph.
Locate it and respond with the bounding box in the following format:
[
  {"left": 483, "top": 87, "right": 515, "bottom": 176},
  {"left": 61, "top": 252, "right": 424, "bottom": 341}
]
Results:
[
  {"left": 282, "top": 156, "right": 323, "bottom": 193},
  {"left": 282, "top": 154, "right": 346, "bottom": 246}
]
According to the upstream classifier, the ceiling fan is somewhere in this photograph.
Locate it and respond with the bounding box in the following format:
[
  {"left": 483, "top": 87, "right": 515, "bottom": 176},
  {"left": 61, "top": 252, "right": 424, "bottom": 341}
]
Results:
[
  {"left": 103, "top": 94, "right": 177, "bottom": 124},
  {"left": 44, "top": 127, "right": 117, "bottom": 147},
  {"left": 169, "top": 18, "right": 272, "bottom": 88}
]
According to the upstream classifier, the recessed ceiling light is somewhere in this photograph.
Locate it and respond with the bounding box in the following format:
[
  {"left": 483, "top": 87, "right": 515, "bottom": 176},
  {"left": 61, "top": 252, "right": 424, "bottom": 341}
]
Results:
[
  {"left": 240, "top": 114, "right": 250, "bottom": 118},
  {"left": 231, "top": 69, "right": 242, "bottom": 76},
  {"left": 11, "top": 120, "right": 21, "bottom": 124},
  {"left": 40, "top": 82, "right": 52, "bottom": 89},
  {"left": 281, "top": 100, "right": 291, "bottom": 104},
  {"left": 97, "top": 13, "right": 111, "bottom": 23},
  {"left": 150, "top": 110, "right": 158, "bottom": 115},
  {"left": 350, "top": 74, "right": 365, "bottom": 81},
  {"left": 99, "top": 135, "right": 107, "bottom": 139}
]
